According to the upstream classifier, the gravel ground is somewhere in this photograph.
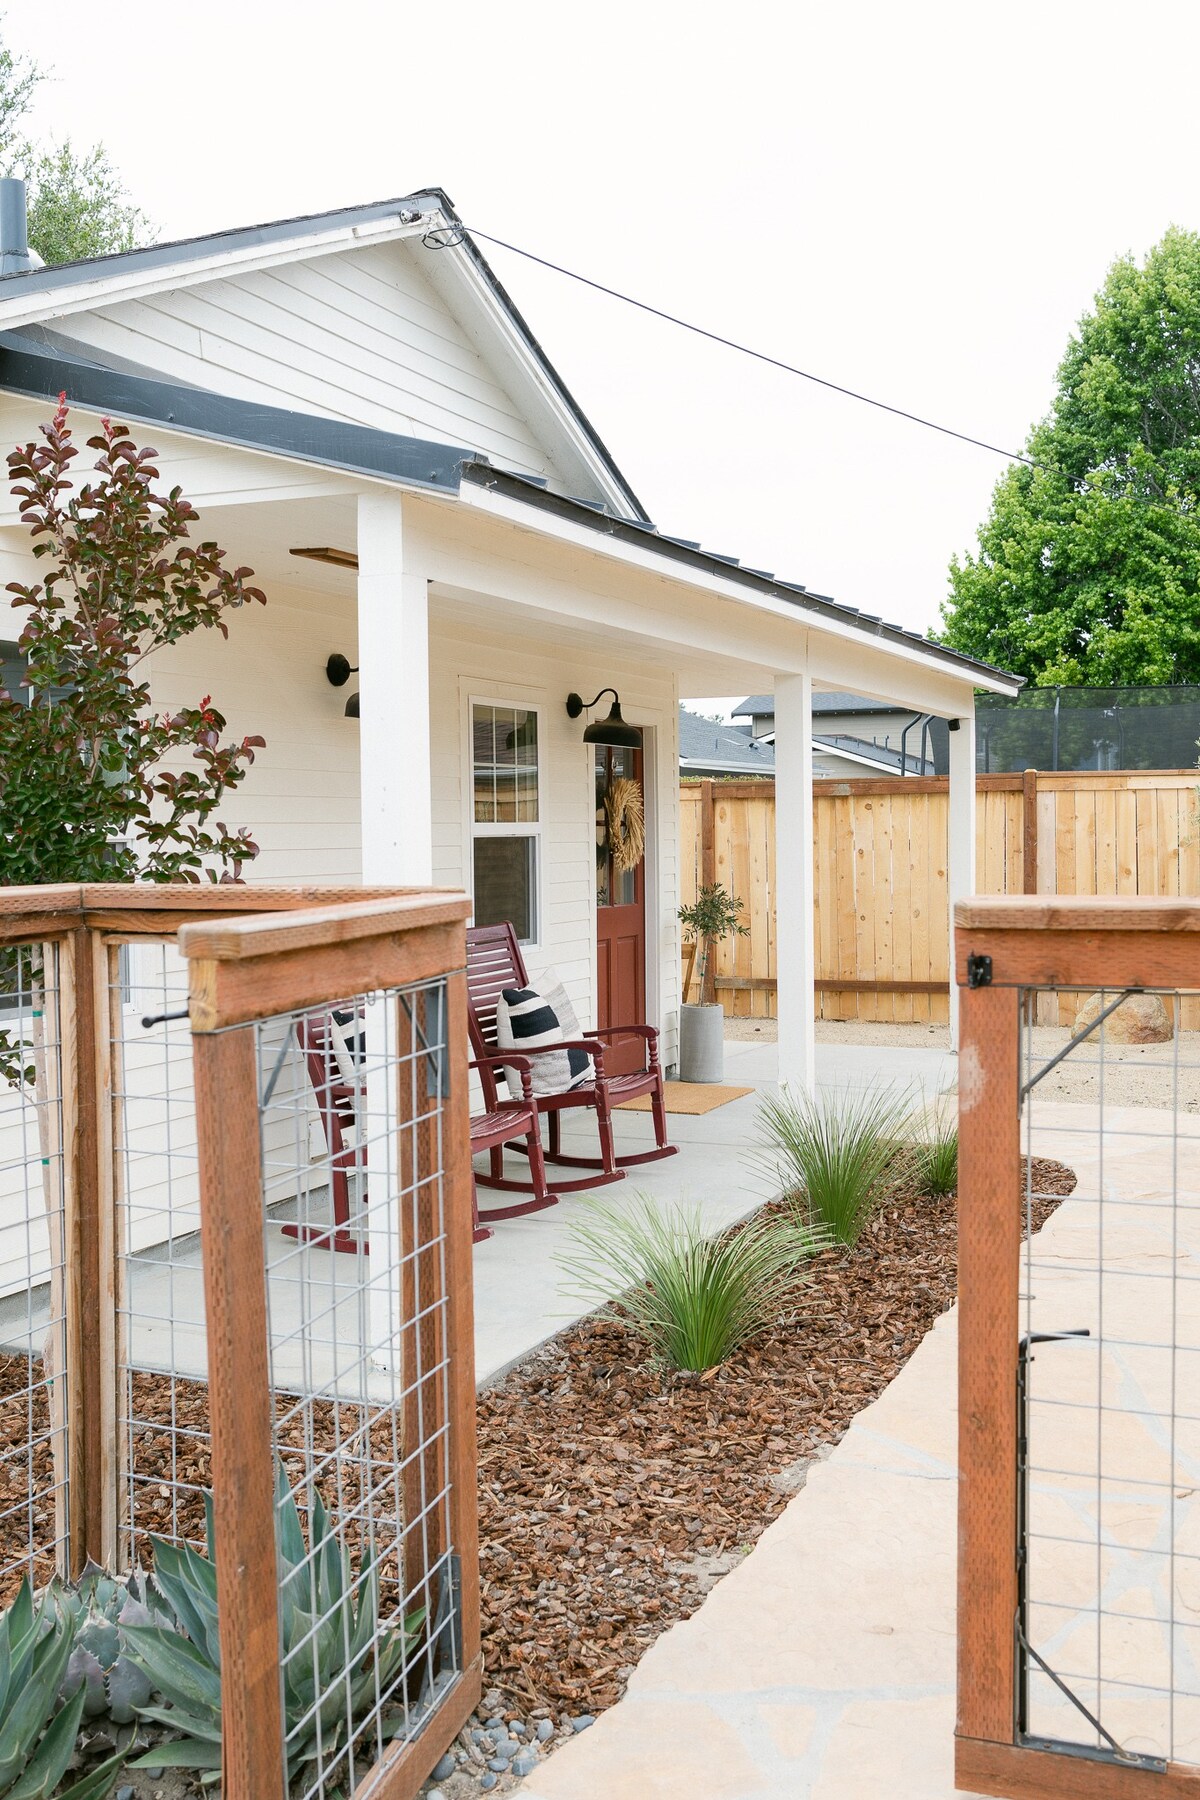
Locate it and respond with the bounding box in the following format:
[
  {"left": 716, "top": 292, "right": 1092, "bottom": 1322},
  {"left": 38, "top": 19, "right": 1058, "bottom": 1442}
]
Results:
[{"left": 726, "top": 1015, "right": 1200, "bottom": 1109}]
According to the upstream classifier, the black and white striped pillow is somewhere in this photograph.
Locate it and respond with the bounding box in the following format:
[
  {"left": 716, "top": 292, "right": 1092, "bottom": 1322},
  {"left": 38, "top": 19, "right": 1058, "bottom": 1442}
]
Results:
[{"left": 496, "top": 982, "right": 591, "bottom": 1099}]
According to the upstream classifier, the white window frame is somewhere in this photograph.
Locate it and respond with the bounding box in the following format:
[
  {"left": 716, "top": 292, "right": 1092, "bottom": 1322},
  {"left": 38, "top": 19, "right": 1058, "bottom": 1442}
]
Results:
[{"left": 467, "top": 693, "right": 543, "bottom": 948}]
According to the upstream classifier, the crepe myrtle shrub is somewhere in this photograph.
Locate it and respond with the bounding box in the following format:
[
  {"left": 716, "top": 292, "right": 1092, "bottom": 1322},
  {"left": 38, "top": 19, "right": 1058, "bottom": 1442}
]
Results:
[
  {"left": 677, "top": 882, "right": 749, "bottom": 1002},
  {"left": 0, "top": 398, "right": 266, "bottom": 1082},
  {"left": 0, "top": 396, "right": 266, "bottom": 886},
  {"left": 557, "top": 1191, "right": 827, "bottom": 1372}
]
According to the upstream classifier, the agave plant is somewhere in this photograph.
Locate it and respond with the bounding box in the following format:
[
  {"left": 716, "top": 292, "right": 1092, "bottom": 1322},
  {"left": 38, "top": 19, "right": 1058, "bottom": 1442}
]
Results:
[
  {"left": 0, "top": 1579, "right": 125, "bottom": 1800},
  {"left": 57, "top": 1562, "right": 174, "bottom": 1726},
  {"left": 125, "top": 1469, "right": 425, "bottom": 1786},
  {"left": 557, "top": 1191, "right": 826, "bottom": 1371}
]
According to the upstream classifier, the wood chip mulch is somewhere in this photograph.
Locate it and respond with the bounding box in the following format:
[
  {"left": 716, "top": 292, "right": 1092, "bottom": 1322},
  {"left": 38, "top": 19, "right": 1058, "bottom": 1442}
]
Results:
[
  {"left": 0, "top": 1158, "right": 1077, "bottom": 1730},
  {"left": 473, "top": 1157, "right": 1076, "bottom": 1717}
]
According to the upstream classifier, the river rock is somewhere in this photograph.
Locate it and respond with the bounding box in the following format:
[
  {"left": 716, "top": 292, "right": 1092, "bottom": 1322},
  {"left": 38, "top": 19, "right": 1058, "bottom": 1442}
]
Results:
[{"left": 1072, "top": 991, "right": 1173, "bottom": 1045}]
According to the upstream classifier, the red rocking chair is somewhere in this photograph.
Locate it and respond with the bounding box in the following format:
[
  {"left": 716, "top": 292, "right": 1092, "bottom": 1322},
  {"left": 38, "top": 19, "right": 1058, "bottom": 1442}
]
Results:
[
  {"left": 466, "top": 921, "right": 677, "bottom": 1196},
  {"left": 288, "top": 1012, "right": 368, "bottom": 1256},
  {"left": 469, "top": 1052, "right": 555, "bottom": 1241},
  {"left": 294, "top": 1013, "right": 554, "bottom": 1252}
]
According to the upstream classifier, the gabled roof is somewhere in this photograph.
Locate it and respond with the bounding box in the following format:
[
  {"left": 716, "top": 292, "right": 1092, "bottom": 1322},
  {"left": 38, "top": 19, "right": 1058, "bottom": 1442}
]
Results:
[
  {"left": 0, "top": 188, "right": 648, "bottom": 522},
  {"left": 0, "top": 319, "right": 1022, "bottom": 697}
]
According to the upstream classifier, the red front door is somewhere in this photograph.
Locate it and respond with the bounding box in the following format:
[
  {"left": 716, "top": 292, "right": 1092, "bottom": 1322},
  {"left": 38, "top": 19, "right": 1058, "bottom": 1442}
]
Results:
[{"left": 595, "top": 744, "right": 647, "bottom": 1077}]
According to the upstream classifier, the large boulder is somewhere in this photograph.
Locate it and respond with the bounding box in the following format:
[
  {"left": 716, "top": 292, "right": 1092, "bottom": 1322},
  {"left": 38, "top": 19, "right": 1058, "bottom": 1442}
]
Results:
[{"left": 1071, "top": 990, "right": 1173, "bottom": 1044}]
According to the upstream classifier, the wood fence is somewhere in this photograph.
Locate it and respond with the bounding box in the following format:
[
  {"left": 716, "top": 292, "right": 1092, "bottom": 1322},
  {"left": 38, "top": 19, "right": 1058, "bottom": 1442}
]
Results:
[{"left": 679, "top": 771, "right": 1200, "bottom": 1027}]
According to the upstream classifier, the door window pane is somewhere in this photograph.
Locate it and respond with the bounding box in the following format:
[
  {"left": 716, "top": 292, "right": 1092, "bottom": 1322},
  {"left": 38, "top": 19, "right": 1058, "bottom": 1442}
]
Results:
[
  {"left": 595, "top": 746, "right": 639, "bottom": 908},
  {"left": 473, "top": 836, "right": 537, "bottom": 944}
]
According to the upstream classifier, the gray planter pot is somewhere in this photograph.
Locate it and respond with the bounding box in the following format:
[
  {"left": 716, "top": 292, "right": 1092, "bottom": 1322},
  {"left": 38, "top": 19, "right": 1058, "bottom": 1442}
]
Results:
[{"left": 679, "top": 1002, "right": 725, "bottom": 1083}]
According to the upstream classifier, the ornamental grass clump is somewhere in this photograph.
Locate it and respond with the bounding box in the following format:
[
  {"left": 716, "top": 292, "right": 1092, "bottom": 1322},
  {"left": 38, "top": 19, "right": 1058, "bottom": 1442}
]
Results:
[
  {"left": 908, "top": 1103, "right": 958, "bottom": 1199},
  {"left": 557, "top": 1192, "right": 825, "bottom": 1372},
  {"left": 756, "top": 1084, "right": 913, "bottom": 1247}
]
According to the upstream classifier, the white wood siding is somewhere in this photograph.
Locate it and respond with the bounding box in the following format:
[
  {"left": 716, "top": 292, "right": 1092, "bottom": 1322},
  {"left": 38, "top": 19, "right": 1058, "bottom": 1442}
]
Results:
[
  {"left": 54, "top": 242, "right": 577, "bottom": 492},
  {"left": 428, "top": 615, "right": 680, "bottom": 1064}
]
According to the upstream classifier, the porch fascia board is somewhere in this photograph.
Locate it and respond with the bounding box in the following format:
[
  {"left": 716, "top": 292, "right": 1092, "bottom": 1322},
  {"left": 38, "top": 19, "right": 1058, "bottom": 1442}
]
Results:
[{"left": 450, "top": 479, "right": 1016, "bottom": 708}]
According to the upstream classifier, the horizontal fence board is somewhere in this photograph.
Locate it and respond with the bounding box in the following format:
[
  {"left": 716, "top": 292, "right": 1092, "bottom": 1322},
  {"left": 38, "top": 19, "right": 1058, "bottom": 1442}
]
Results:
[{"left": 680, "top": 771, "right": 1200, "bottom": 1025}]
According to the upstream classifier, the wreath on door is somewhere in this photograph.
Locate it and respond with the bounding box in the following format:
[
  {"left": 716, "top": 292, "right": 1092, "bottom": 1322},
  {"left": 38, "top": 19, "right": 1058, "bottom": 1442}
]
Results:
[{"left": 605, "top": 776, "right": 646, "bottom": 874}]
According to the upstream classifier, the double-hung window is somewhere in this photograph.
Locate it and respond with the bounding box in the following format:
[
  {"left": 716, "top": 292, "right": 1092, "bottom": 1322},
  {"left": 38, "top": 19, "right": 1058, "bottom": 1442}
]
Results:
[{"left": 470, "top": 700, "right": 540, "bottom": 944}]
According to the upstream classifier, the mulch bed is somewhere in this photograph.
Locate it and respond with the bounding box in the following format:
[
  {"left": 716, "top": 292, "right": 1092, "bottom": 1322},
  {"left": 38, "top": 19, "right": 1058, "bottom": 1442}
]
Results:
[
  {"left": 0, "top": 1159, "right": 1076, "bottom": 1732},
  {"left": 473, "top": 1157, "right": 1076, "bottom": 1716}
]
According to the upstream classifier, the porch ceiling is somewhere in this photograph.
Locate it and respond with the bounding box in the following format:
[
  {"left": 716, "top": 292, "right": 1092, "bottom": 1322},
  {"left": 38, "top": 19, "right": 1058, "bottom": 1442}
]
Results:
[{"left": 186, "top": 495, "right": 786, "bottom": 696}]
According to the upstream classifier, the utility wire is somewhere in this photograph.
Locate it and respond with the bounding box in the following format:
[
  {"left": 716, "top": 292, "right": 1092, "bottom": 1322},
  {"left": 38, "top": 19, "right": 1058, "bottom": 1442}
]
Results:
[{"left": 433, "top": 224, "right": 1037, "bottom": 469}]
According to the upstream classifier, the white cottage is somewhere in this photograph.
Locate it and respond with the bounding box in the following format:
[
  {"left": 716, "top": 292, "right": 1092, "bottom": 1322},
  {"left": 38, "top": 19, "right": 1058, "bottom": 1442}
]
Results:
[{"left": 0, "top": 184, "right": 1019, "bottom": 1093}]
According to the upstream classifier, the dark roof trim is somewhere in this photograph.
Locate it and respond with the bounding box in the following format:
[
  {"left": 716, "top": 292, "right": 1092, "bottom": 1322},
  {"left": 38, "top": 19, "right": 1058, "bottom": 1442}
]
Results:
[
  {"left": 0, "top": 332, "right": 475, "bottom": 491},
  {"left": 0, "top": 334, "right": 1019, "bottom": 692},
  {"left": 0, "top": 191, "right": 446, "bottom": 296},
  {"left": 459, "top": 464, "right": 1022, "bottom": 692},
  {"left": 437, "top": 210, "right": 649, "bottom": 523},
  {"left": 0, "top": 186, "right": 648, "bottom": 522}
]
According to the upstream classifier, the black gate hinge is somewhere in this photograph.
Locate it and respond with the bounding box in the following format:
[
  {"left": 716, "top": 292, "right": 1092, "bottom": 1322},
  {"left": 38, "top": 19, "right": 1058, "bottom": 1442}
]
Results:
[{"left": 966, "top": 953, "right": 993, "bottom": 989}]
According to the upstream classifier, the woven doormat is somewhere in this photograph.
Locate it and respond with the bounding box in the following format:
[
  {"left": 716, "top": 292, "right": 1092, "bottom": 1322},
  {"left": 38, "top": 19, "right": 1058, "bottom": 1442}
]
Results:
[{"left": 619, "top": 1082, "right": 754, "bottom": 1116}]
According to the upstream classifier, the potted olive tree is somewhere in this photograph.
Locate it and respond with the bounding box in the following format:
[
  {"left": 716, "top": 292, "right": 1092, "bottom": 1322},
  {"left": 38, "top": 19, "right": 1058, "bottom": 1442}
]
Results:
[{"left": 677, "top": 883, "right": 749, "bottom": 1082}]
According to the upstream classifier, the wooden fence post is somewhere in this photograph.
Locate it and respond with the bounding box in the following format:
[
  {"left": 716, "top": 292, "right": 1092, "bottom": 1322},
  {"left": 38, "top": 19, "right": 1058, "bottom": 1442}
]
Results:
[
  {"left": 193, "top": 1024, "right": 286, "bottom": 1800},
  {"left": 1022, "top": 769, "right": 1038, "bottom": 896},
  {"left": 956, "top": 977, "right": 1021, "bottom": 1756}
]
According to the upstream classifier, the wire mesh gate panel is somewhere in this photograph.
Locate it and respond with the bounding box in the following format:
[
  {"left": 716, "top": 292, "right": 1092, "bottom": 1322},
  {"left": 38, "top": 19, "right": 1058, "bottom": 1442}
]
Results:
[
  {"left": 956, "top": 896, "right": 1200, "bottom": 1800},
  {"left": 0, "top": 939, "right": 68, "bottom": 1600},
  {"left": 0, "top": 884, "right": 479, "bottom": 1800}
]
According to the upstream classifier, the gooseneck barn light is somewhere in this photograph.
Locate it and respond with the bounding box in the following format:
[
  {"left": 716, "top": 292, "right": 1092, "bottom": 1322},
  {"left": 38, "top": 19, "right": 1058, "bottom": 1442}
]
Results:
[
  {"left": 326, "top": 652, "right": 360, "bottom": 718},
  {"left": 565, "top": 688, "right": 643, "bottom": 749}
]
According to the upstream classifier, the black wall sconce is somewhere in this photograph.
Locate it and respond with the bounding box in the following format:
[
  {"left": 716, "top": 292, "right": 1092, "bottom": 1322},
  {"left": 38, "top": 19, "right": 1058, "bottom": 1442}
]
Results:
[
  {"left": 565, "top": 688, "right": 642, "bottom": 749},
  {"left": 326, "top": 652, "right": 359, "bottom": 719}
]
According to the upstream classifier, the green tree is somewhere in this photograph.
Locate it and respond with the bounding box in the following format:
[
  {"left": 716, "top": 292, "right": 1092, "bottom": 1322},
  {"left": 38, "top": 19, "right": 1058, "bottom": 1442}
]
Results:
[
  {"left": 26, "top": 139, "right": 149, "bottom": 264},
  {"left": 941, "top": 228, "right": 1200, "bottom": 686},
  {"left": 0, "top": 21, "right": 151, "bottom": 263}
]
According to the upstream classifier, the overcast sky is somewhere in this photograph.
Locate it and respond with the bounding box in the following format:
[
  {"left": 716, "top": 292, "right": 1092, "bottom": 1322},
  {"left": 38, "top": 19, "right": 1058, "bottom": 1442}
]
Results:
[{"left": 7, "top": 1, "right": 1198, "bottom": 712}]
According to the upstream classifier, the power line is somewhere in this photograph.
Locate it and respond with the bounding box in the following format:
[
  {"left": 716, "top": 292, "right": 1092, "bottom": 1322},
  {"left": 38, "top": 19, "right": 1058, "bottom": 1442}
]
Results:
[{"left": 432, "top": 224, "right": 1037, "bottom": 468}]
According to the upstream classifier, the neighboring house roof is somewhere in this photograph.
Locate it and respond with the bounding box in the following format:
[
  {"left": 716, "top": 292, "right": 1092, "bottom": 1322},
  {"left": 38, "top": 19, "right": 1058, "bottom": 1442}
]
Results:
[
  {"left": 679, "top": 707, "right": 776, "bottom": 775},
  {"left": 735, "top": 691, "right": 925, "bottom": 720},
  {"left": 812, "top": 732, "right": 933, "bottom": 775},
  {"left": 0, "top": 192, "right": 1022, "bottom": 697}
]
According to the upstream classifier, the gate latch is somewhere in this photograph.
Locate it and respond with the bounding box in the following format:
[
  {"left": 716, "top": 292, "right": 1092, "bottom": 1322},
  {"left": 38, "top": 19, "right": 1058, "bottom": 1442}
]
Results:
[{"left": 966, "top": 953, "right": 993, "bottom": 989}]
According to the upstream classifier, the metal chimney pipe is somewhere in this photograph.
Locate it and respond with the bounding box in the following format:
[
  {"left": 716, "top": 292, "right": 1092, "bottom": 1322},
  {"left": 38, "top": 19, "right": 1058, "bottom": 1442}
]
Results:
[{"left": 0, "top": 179, "right": 43, "bottom": 275}]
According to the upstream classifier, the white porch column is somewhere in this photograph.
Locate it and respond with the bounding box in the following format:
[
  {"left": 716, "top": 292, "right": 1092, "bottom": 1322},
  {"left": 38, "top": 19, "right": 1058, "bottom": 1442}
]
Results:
[
  {"left": 356, "top": 490, "right": 431, "bottom": 1372},
  {"left": 947, "top": 707, "right": 977, "bottom": 1046},
  {"left": 774, "top": 669, "right": 816, "bottom": 1094},
  {"left": 356, "top": 490, "right": 432, "bottom": 885}
]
